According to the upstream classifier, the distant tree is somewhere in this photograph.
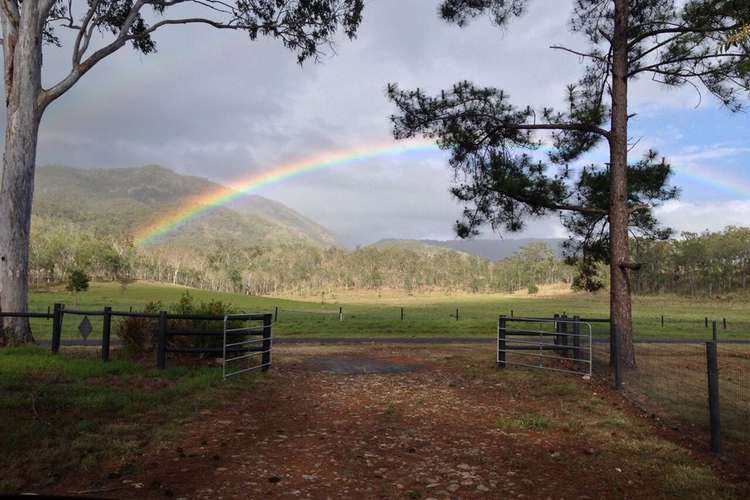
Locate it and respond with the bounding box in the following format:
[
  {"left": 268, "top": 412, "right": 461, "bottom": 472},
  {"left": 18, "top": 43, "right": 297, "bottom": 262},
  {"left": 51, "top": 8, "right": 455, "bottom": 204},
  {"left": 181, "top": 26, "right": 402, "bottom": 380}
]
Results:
[
  {"left": 66, "top": 269, "right": 89, "bottom": 305},
  {"left": 0, "top": 0, "right": 364, "bottom": 344},
  {"left": 388, "top": 0, "right": 750, "bottom": 367}
]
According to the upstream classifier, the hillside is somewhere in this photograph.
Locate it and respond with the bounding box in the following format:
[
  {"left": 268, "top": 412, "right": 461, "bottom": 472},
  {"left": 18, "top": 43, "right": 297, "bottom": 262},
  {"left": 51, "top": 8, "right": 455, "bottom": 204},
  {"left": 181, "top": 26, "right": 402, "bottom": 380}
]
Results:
[
  {"left": 33, "top": 165, "right": 338, "bottom": 248},
  {"left": 372, "top": 238, "right": 566, "bottom": 261}
]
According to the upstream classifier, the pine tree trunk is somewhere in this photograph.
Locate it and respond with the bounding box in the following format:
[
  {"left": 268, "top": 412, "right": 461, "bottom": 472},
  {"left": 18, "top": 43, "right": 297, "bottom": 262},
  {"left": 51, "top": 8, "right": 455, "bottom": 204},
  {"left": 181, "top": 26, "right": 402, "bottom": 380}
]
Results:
[
  {"left": 608, "top": 0, "right": 636, "bottom": 368},
  {"left": 0, "top": 4, "right": 45, "bottom": 345}
]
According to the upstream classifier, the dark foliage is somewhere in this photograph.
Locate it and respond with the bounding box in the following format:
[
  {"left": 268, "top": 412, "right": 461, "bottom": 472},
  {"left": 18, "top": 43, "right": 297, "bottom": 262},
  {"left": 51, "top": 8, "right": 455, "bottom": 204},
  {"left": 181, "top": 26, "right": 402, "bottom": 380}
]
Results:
[
  {"left": 388, "top": 0, "right": 749, "bottom": 285},
  {"left": 43, "top": 1, "right": 364, "bottom": 64}
]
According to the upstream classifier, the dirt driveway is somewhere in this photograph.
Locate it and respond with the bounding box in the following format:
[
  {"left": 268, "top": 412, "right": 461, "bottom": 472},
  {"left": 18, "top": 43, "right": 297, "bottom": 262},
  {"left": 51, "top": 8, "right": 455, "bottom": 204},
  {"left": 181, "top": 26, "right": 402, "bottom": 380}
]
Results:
[{"left": 57, "top": 345, "right": 745, "bottom": 499}]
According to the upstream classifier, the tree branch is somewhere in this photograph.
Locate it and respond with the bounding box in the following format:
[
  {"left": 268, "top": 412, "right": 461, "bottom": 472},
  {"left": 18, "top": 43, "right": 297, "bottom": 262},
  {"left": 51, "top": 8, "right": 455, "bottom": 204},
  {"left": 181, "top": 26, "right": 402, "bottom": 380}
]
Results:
[
  {"left": 40, "top": 0, "right": 148, "bottom": 109},
  {"left": 550, "top": 45, "right": 608, "bottom": 63},
  {"left": 0, "top": 0, "right": 19, "bottom": 27},
  {"left": 629, "top": 52, "right": 746, "bottom": 78},
  {"left": 497, "top": 122, "right": 611, "bottom": 139},
  {"left": 628, "top": 23, "right": 741, "bottom": 48}
]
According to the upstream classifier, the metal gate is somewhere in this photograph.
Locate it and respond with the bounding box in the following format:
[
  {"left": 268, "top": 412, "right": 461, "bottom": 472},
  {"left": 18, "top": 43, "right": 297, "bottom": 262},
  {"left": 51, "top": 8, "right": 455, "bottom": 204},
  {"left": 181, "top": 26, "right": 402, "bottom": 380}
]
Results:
[
  {"left": 497, "top": 315, "right": 592, "bottom": 378},
  {"left": 222, "top": 313, "right": 273, "bottom": 379}
]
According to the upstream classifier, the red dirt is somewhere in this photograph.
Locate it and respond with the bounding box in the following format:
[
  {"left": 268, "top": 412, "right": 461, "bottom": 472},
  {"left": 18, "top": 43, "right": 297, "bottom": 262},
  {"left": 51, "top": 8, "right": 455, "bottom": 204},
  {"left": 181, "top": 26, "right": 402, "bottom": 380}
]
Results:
[{"left": 51, "top": 346, "right": 744, "bottom": 499}]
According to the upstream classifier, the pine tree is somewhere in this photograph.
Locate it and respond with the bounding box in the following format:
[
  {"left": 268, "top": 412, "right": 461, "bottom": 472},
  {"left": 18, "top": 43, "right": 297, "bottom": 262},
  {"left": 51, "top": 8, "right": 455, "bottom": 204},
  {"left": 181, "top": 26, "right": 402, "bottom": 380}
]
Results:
[{"left": 388, "top": 0, "right": 750, "bottom": 367}]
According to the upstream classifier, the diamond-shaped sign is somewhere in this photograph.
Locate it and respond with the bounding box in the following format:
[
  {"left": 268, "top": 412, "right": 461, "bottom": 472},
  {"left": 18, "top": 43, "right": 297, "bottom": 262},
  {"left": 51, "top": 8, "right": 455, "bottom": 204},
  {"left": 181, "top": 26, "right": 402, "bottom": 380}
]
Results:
[{"left": 78, "top": 316, "right": 93, "bottom": 340}]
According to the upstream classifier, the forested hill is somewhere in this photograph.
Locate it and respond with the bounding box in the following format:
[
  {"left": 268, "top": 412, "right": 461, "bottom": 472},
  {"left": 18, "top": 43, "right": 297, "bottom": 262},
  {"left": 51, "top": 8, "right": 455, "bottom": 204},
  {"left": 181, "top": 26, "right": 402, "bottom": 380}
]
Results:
[
  {"left": 33, "top": 165, "right": 338, "bottom": 248},
  {"left": 372, "top": 238, "right": 566, "bottom": 261}
]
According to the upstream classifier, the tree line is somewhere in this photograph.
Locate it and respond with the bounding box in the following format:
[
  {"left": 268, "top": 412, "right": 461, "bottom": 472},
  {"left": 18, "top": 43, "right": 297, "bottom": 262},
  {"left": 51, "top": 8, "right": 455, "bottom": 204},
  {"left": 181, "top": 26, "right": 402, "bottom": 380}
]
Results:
[
  {"left": 632, "top": 227, "right": 750, "bottom": 297},
  {"left": 29, "top": 216, "right": 750, "bottom": 299},
  {"left": 28, "top": 218, "right": 573, "bottom": 296}
]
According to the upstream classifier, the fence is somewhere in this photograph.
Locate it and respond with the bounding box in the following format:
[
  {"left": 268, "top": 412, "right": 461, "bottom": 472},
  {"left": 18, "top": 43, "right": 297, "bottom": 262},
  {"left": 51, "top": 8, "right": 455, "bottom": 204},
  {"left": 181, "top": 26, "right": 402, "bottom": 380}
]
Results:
[
  {"left": 222, "top": 313, "right": 273, "bottom": 378},
  {"left": 1, "top": 304, "right": 273, "bottom": 372},
  {"left": 494, "top": 313, "right": 748, "bottom": 455},
  {"left": 497, "top": 315, "right": 593, "bottom": 377},
  {"left": 591, "top": 321, "right": 749, "bottom": 456}
]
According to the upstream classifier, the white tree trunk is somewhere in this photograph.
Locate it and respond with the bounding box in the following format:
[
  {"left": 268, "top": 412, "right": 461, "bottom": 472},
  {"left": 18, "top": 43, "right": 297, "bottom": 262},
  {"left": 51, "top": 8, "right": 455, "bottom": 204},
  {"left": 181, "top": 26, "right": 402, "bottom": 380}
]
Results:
[{"left": 0, "top": 3, "right": 45, "bottom": 344}]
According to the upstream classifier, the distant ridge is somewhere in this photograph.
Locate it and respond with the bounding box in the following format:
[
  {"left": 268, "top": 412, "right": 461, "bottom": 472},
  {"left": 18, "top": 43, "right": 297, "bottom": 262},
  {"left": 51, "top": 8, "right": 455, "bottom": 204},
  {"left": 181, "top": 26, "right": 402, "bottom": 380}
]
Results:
[
  {"left": 33, "top": 165, "right": 339, "bottom": 248},
  {"left": 372, "top": 238, "right": 566, "bottom": 261}
]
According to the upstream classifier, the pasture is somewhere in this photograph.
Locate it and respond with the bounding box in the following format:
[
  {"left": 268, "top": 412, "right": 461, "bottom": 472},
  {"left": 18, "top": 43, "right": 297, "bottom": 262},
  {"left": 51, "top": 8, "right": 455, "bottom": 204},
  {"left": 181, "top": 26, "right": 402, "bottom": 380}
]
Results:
[{"left": 26, "top": 281, "right": 750, "bottom": 342}]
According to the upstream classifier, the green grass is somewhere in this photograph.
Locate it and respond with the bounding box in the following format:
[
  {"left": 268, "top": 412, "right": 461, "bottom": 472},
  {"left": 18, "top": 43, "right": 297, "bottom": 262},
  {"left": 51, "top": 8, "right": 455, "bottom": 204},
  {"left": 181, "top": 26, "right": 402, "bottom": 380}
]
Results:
[
  {"left": 0, "top": 346, "right": 255, "bottom": 492},
  {"left": 495, "top": 415, "right": 550, "bottom": 431},
  {"left": 24, "top": 281, "right": 750, "bottom": 341}
]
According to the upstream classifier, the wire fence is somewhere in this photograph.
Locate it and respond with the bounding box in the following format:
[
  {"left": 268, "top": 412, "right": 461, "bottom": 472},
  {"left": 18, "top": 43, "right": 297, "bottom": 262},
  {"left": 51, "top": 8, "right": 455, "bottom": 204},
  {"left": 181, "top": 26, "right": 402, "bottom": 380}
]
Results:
[{"left": 593, "top": 338, "right": 750, "bottom": 455}]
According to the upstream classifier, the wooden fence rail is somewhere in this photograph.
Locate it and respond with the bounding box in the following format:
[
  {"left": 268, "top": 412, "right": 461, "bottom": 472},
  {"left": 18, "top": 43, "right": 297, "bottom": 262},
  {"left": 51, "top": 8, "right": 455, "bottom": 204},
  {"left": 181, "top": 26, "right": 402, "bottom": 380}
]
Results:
[{"left": 1, "top": 304, "right": 272, "bottom": 371}]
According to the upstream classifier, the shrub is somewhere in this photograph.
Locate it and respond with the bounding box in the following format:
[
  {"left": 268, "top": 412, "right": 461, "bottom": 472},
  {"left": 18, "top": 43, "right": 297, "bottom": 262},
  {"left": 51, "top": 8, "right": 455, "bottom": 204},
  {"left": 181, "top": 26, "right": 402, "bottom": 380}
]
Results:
[
  {"left": 168, "top": 292, "right": 235, "bottom": 353},
  {"left": 66, "top": 270, "right": 90, "bottom": 304},
  {"left": 527, "top": 283, "right": 539, "bottom": 295},
  {"left": 115, "top": 301, "right": 162, "bottom": 356},
  {"left": 116, "top": 292, "right": 235, "bottom": 358}
]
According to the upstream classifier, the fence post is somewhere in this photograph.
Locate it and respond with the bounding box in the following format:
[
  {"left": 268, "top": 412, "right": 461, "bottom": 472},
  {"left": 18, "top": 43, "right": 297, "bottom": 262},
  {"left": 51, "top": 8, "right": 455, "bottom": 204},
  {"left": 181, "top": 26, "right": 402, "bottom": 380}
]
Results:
[
  {"left": 274, "top": 306, "right": 278, "bottom": 323},
  {"left": 723, "top": 317, "right": 727, "bottom": 330},
  {"left": 400, "top": 307, "right": 404, "bottom": 321},
  {"left": 560, "top": 314, "right": 569, "bottom": 358},
  {"left": 553, "top": 313, "right": 560, "bottom": 350},
  {"left": 661, "top": 315, "right": 664, "bottom": 328},
  {"left": 572, "top": 315, "right": 581, "bottom": 365},
  {"left": 497, "top": 315, "right": 507, "bottom": 368},
  {"left": 456, "top": 308, "right": 459, "bottom": 321},
  {"left": 51, "top": 303, "right": 63, "bottom": 354},
  {"left": 712, "top": 320, "right": 718, "bottom": 344},
  {"left": 157, "top": 311, "right": 168, "bottom": 370},
  {"left": 102, "top": 306, "right": 112, "bottom": 362},
  {"left": 339, "top": 307, "right": 343, "bottom": 322},
  {"left": 613, "top": 327, "right": 623, "bottom": 390},
  {"left": 706, "top": 341, "right": 721, "bottom": 454},
  {"left": 705, "top": 317, "right": 708, "bottom": 328},
  {"left": 262, "top": 313, "right": 272, "bottom": 371}
]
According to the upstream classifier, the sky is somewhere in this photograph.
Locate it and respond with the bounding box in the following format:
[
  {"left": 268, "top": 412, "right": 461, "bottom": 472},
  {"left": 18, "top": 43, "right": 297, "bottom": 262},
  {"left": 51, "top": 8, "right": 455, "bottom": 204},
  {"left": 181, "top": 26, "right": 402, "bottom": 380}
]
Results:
[{"left": 7, "top": 0, "right": 750, "bottom": 247}]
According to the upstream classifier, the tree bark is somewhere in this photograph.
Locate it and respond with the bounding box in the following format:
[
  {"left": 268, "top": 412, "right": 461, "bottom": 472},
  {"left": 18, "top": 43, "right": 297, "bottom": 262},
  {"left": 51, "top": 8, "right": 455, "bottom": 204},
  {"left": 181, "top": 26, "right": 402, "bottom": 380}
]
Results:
[
  {"left": 0, "top": 3, "right": 45, "bottom": 344},
  {"left": 608, "top": 0, "right": 636, "bottom": 368}
]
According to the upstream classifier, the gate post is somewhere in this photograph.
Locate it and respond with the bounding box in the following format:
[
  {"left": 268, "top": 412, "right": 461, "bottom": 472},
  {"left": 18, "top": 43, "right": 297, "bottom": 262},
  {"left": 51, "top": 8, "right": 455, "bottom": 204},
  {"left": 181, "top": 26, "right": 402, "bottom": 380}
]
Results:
[
  {"left": 497, "top": 315, "right": 507, "bottom": 368},
  {"left": 51, "top": 303, "right": 63, "bottom": 354},
  {"left": 262, "top": 313, "right": 273, "bottom": 371},
  {"left": 572, "top": 315, "right": 581, "bottom": 366},
  {"left": 552, "top": 314, "right": 560, "bottom": 353},
  {"left": 157, "top": 311, "right": 168, "bottom": 369},
  {"left": 102, "top": 306, "right": 112, "bottom": 362},
  {"left": 706, "top": 341, "right": 721, "bottom": 453}
]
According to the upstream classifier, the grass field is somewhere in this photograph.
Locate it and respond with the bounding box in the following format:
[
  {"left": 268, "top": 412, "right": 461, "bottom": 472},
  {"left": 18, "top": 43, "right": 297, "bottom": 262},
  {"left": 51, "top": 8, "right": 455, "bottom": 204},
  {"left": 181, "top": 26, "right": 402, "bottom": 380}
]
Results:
[
  {"left": 24, "top": 281, "right": 750, "bottom": 342},
  {"left": 0, "top": 346, "right": 257, "bottom": 492}
]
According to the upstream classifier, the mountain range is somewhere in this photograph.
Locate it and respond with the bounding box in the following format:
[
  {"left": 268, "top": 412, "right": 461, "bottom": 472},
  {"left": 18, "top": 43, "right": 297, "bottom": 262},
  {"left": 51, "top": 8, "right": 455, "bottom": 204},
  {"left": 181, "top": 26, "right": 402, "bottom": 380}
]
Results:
[
  {"left": 33, "top": 165, "right": 565, "bottom": 259},
  {"left": 33, "top": 165, "right": 338, "bottom": 248}
]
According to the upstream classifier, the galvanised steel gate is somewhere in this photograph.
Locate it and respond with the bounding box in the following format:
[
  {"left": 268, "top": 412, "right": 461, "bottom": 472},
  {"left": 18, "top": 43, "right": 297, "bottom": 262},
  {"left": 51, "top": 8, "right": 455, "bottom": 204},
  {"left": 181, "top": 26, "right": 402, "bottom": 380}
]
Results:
[
  {"left": 222, "top": 313, "right": 273, "bottom": 379},
  {"left": 497, "top": 315, "right": 593, "bottom": 378}
]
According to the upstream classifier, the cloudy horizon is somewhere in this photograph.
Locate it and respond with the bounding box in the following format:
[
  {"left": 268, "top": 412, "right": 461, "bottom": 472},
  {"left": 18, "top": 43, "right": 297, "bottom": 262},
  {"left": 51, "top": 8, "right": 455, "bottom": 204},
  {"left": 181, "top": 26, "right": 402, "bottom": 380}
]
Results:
[{"left": 7, "top": 0, "right": 749, "bottom": 246}]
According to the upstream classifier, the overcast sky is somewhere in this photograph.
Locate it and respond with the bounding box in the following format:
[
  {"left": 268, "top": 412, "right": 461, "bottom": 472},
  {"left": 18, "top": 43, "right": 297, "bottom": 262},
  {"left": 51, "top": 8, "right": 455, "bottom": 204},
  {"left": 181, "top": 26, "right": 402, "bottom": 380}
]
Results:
[{"left": 8, "top": 0, "right": 750, "bottom": 246}]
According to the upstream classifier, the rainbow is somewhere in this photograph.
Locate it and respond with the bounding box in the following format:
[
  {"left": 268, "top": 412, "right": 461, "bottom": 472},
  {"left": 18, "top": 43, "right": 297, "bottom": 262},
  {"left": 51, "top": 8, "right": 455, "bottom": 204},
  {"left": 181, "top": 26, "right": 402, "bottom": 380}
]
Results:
[
  {"left": 134, "top": 140, "right": 441, "bottom": 246},
  {"left": 672, "top": 164, "right": 750, "bottom": 199},
  {"left": 134, "top": 140, "right": 750, "bottom": 246}
]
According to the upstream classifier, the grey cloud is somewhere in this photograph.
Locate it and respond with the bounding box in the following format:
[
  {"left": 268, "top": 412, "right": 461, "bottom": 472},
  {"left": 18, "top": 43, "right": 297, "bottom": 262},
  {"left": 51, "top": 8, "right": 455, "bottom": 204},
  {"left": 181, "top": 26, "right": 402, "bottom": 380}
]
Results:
[{"left": 3, "top": 0, "right": 732, "bottom": 246}]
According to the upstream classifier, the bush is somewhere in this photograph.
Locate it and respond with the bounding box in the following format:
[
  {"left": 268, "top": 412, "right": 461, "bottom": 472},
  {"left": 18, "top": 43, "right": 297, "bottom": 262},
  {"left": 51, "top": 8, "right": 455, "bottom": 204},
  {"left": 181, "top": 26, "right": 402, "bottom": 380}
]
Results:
[
  {"left": 115, "top": 301, "right": 162, "bottom": 356},
  {"left": 527, "top": 283, "right": 539, "bottom": 295},
  {"left": 116, "top": 292, "right": 235, "bottom": 357},
  {"left": 66, "top": 270, "right": 90, "bottom": 304},
  {"left": 168, "top": 292, "right": 235, "bottom": 353}
]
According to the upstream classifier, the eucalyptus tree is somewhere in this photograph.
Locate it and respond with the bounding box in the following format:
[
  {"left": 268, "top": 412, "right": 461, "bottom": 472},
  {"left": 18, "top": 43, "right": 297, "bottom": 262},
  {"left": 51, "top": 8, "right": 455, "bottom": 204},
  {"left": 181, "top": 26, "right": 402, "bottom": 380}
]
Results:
[
  {"left": 0, "top": 0, "right": 364, "bottom": 344},
  {"left": 388, "top": 0, "right": 750, "bottom": 366}
]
